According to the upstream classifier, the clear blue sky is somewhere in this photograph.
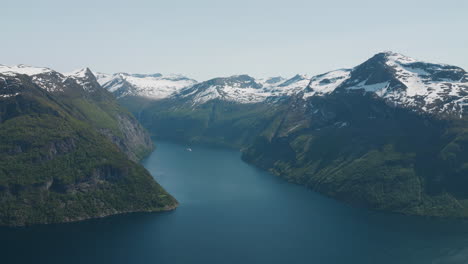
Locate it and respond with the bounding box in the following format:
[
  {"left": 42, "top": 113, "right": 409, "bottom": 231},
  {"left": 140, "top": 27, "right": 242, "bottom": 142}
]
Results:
[{"left": 2, "top": 0, "right": 467, "bottom": 80}]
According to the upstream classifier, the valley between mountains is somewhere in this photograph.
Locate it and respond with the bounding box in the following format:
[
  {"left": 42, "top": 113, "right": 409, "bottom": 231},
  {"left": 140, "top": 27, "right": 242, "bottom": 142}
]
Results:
[{"left": 1, "top": 51, "right": 468, "bottom": 225}]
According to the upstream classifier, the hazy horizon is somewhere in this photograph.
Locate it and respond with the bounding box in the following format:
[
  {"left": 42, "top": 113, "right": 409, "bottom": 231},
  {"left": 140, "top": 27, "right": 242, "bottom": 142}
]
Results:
[{"left": 2, "top": 0, "right": 467, "bottom": 80}]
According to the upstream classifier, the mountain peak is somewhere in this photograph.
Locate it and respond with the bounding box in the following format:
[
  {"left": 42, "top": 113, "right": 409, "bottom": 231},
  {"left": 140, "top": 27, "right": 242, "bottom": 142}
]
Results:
[
  {"left": 367, "top": 51, "right": 418, "bottom": 65},
  {"left": 328, "top": 52, "right": 468, "bottom": 115},
  {"left": 376, "top": 50, "right": 404, "bottom": 57},
  {"left": 66, "top": 67, "right": 94, "bottom": 79},
  {"left": 64, "top": 67, "right": 101, "bottom": 92}
]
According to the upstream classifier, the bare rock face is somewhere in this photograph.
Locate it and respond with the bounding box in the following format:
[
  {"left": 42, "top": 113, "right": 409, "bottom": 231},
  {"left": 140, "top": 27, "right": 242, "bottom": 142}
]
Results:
[
  {"left": 98, "top": 114, "right": 153, "bottom": 162},
  {"left": 65, "top": 67, "right": 154, "bottom": 161}
]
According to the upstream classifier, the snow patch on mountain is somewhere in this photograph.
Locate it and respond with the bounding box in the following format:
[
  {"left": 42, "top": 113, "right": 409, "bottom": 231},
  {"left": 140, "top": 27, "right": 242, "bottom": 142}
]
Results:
[
  {"left": 369, "top": 52, "right": 468, "bottom": 115},
  {"left": 94, "top": 72, "right": 114, "bottom": 87},
  {"left": 0, "top": 93, "right": 20, "bottom": 98},
  {"left": 304, "top": 69, "right": 351, "bottom": 98},
  {"left": 273, "top": 74, "right": 311, "bottom": 96},
  {"left": 347, "top": 80, "right": 391, "bottom": 93},
  {"left": 191, "top": 84, "right": 270, "bottom": 104},
  {"left": 384, "top": 52, "right": 467, "bottom": 105},
  {"left": 65, "top": 68, "right": 98, "bottom": 91},
  {"left": 65, "top": 68, "right": 89, "bottom": 78},
  {"left": 0, "top": 64, "right": 53, "bottom": 76}
]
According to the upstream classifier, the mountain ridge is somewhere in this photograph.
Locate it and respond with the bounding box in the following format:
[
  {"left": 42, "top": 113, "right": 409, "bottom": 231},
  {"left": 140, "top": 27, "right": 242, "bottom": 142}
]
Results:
[{"left": 93, "top": 51, "right": 468, "bottom": 116}]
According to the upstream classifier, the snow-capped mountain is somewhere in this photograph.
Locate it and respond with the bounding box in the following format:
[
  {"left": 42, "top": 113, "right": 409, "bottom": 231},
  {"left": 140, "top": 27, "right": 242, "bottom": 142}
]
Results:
[
  {"left": 95, "top": 70, "right": 312, "bottom": 104},
  {"left": 98, "top": 52, "right": 468, "bottom": 117},
  {"left": 175, "top": 74, "right": 313, "bottom": 104},
  {"left": 0, "top": 64, "right": 102, "bottom": 95},
  {"left": 0, "top": 64, "right": 53, "bottom": 76},
  {"left": 0, "top": 64, "right": 70, "bottom": 93},
  {"left": 95, "top": 72, "right": 197, "bottom": 99},
  {"left": 276, "top": 74, "right": 311, "bottom": 94},
  {"left": 3, "top": 51, "right": 467, "bottom": 116},
  {"left": 64, "top": 67, "right": 101, "bottom": 92},
  {"left": 178, "top": 75, "right": 270, "bottom": 104},
  {"left": 330, "top": 52, "right": 468, "bottom": 115}
]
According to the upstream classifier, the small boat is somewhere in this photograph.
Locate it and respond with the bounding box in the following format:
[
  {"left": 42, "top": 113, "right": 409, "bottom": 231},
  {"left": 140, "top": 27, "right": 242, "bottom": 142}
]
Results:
[{"left": 186, "top": 148, "right": 192, "bottom": 152}]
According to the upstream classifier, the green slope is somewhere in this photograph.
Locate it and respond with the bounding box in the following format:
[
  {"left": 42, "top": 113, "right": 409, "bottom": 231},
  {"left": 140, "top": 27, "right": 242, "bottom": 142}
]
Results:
[
  {"left": 119, "top": 96, "right": 285, "bottom": 148},
  {"left": 242, "top": 93, "right": 468, "bottom": 217},
  {"left": 0, "top": 74, "right": 177, "bottom": 226}
]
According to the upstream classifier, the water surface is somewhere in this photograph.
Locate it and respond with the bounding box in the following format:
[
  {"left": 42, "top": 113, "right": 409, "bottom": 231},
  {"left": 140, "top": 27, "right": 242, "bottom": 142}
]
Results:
[{"left": 2, "top": 142, "right": 468, "bottom": 264}]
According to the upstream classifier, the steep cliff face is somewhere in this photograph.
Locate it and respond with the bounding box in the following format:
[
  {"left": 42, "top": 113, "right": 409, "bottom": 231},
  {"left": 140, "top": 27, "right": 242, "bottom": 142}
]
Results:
[
  {"left": 65, "top": 67, "right": 154, "bottom": 161},
  {"left": 0, "top": 70, "right": 175, "bottom": 226},
  {"left": 97, "top": 113, "right": 153, "bottom": 162}
]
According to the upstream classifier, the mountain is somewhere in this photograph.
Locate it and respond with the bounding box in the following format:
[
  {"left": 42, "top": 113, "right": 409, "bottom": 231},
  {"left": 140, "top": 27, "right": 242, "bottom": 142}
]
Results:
[
  {"left": 96, "top": 72, "right": 197, "bottom": 100},
  {"left": 178, "top": 75, "right": 269, "bottom": 104},
  {"left": 175, "top": 74, "right": 314, "bottom": 104},
  {"left": 110, "top": 52, "right": 468, "bottom": 218},
  {"left": 243, "top": 52, "right": 468, "bottom": 217},
  {"left": 0, "top": 65, "right": 177, "bottom": 226},
  {"left": 331, "top": 52, "right": 468, "bottom": 115}
]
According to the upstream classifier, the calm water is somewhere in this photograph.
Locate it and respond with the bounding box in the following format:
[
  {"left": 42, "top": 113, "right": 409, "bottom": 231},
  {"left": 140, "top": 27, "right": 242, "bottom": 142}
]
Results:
[{"left": 2, "top": 142, "right": 468, "bottom": 264}]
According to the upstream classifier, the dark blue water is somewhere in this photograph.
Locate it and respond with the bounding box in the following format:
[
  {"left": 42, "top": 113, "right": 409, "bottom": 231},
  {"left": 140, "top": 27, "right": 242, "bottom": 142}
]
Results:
[{"left": 2, "top": 142, "right": 468, "bottom": 264}]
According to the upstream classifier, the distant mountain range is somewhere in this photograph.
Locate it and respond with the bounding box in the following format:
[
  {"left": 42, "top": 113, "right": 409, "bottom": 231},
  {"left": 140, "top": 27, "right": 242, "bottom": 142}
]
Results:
[
  {"left": 95, "top": 51, "right": 468, "bottom": 116},
  {"left": 94, "top": 72, "right": 197, "bottom": 100}
]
